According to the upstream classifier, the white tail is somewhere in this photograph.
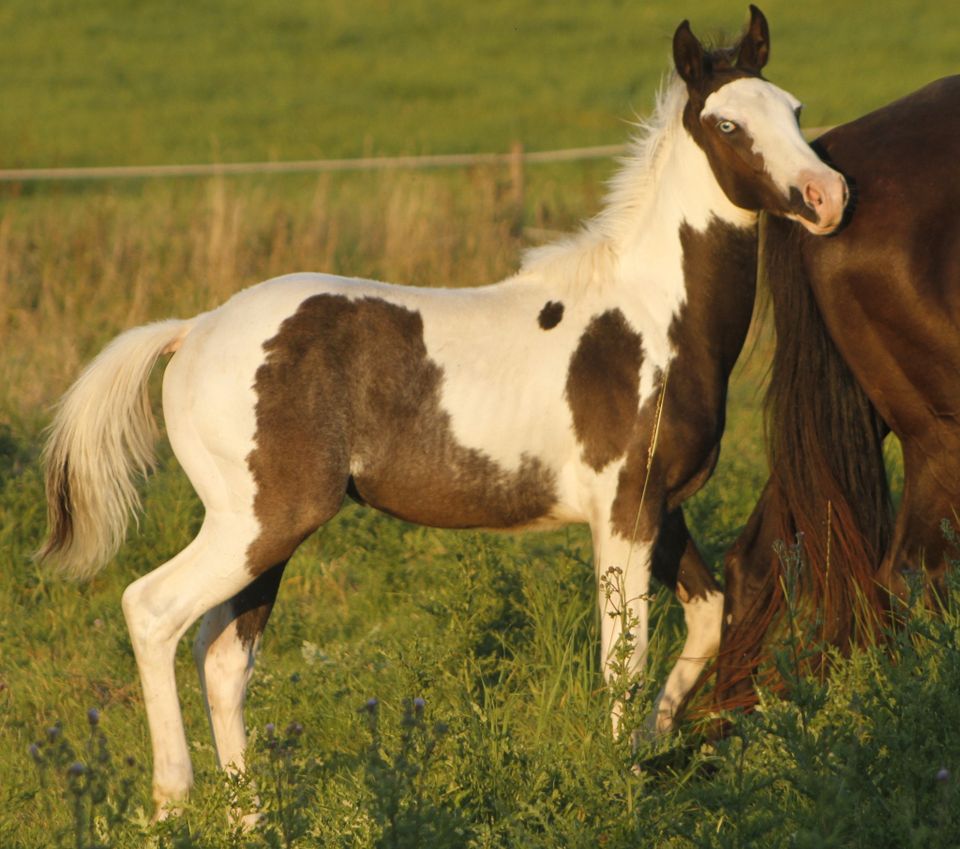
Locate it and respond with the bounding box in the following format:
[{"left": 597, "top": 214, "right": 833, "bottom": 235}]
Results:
[{"left": 37, "top": 318, "right": 194, "bottom": 580}]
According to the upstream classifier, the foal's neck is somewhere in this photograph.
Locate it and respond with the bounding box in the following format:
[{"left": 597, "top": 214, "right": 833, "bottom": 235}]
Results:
[
  {"left": 617, "top": 124, "right": 756, "bottom": 270},
  {"left": 519, "top": 94, "right": 757, "bottom": 328},
  {"left": 609, "top": 126, "right": 757, "bottom": 350}
]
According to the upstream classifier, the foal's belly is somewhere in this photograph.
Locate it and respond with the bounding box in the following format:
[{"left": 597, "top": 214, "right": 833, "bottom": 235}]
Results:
[{"left": 349, "top": 441, "right": 565, "bottom": 531}]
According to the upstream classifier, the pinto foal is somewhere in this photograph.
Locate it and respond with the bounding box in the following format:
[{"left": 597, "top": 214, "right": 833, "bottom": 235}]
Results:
[{"left": 39, "top": 6, "right": 845, "bottom": 816}]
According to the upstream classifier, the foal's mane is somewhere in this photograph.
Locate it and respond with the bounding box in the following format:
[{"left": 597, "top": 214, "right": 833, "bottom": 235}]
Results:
[
  {"left": 520, "top": 36, "right": 741, "bottom": 294},
  {"left": 519, "top": 73, "right": 689, "bottom": 292}
]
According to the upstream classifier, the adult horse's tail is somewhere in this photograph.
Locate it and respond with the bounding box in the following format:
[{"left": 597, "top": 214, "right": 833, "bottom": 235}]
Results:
[
  {"left": 718, "top": 213, "right": 893, "bottom": 703},
  {"left": 37, "top": 319, "right": 194, "bottom": 580}
]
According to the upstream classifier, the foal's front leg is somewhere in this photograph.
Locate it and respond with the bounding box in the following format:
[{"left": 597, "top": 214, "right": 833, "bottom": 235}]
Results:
[
  {"left": 591, "top": 521, "right": 655, "bottom": 736},
  {"left": 592, "top": 507, "right": 722, "bottom": 738},
  {"left": 649, "top": 509, "right": 723, "bottom": 733}
]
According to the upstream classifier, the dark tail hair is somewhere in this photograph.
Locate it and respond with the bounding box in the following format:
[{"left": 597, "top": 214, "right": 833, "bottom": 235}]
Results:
[{"left": 716, "top": 214, "right": 893, "bottom": 706}]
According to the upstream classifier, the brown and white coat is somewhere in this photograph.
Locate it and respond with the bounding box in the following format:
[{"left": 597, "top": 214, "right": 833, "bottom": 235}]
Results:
[{"left": 39, "top": 6, "right": 846, "bottom": 818}]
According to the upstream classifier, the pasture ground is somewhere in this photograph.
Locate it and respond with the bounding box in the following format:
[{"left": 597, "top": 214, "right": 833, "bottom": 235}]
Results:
[{"left": 2, "top": 1, "right": 959, "bottom": 846}]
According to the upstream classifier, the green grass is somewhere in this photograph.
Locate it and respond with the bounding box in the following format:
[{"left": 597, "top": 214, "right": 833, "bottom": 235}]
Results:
[
  {"left": 2, "top": 1, "right": 958, "bottom": 168},
  {"left": 4, "top": 451, "right": 960, "bottom": 847},
  {"left": 0, "top": 1, "right": 957, "bottom": 845}
]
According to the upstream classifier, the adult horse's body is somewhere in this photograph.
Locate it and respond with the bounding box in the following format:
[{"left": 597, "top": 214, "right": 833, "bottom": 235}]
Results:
[
  {"left": 718, "top": 76, "right": 960, "bottom": 703},
  {"left": 38, "top": 8, "right": 845, "bottom": 815}
]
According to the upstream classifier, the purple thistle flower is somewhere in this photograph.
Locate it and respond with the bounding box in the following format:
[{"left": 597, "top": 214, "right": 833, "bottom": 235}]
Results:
[
  {"left": 937, "top": 767, "right": 950, "bottom": 782},
  {"left": 413, "top": 697, "right": 426, "bottom": 712},
  {"left": 87, "top": 708, "right": 100, "bottom": 727}
]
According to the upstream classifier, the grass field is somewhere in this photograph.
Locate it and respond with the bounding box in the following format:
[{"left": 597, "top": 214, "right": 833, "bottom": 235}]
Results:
[
  {"left": 2, "top": 2, "right": 960, "bottom": 846},
  {"left": 3, "top": 0, "right": 959, "bottom": 168}
]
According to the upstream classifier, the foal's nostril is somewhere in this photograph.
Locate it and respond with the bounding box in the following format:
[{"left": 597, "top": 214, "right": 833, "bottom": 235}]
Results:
[{"left": 804, "top": 183, "right": 824, "bottom": 210}]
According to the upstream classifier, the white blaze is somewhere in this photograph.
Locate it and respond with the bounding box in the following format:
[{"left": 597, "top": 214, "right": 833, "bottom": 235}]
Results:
[{"left": 701, "top": 77, "right": 826, "bottom": 197}]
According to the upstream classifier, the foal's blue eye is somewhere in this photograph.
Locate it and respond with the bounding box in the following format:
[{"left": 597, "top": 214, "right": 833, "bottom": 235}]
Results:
[{"left": 718, "top": 120, "right": 738, "bottom": 134}]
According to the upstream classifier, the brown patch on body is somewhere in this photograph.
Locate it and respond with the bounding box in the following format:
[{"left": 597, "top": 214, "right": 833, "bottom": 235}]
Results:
[
  {"left": 565, "top": 309, "right": 644, "bottom": 472},
  {"left": 245, "top": 295, "right": 558, "bottom": 575},
  {"left": 538, "top": 301, "right": 564, "bottom": 329},
  {"left": 607, "top": 218, "right": 757, "bottom": 542}
]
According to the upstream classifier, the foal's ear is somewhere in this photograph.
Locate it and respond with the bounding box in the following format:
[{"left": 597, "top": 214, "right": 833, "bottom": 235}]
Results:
[
  {"left": 736, "top": 5, "right": 770, "bottom": 72},
  {"left": 673, "top": 20, "right": 705, "bottom": 85}
]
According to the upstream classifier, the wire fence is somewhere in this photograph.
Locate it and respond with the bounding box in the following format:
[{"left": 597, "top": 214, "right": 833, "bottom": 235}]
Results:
[
  {"left": 0, "top": 128, "right": 829, "bottom": 183},
  {"left": 0, "top": 143, "right": 627, "bottom": 183}
]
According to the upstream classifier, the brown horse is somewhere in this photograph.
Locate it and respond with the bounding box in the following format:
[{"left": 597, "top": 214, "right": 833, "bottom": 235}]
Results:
[{"left": 716, "top": 76, "right": 960, "bottom": 705}]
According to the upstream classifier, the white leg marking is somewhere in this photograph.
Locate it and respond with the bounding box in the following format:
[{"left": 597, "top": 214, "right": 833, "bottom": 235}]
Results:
[
  {"left": 121, "top": 515, "right": 259, "bottom": 814},
  {"left": 194, "top": 604, "right": 265, "bottom": 829},
  {"left": 649, "top": 588, "right": 724, "bottom": 734},
  {"left": 194, "top": 604, "right": 258, "bottom": 773}
]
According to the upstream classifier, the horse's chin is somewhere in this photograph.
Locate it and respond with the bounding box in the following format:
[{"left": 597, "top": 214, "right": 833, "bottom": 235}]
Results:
[{"left": 787, "top": 212, "right": 842, "bottom": 237}]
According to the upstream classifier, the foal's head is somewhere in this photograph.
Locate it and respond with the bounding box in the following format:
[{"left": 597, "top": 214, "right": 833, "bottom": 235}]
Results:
[{"left": 675, "top": 6, "right": 847, "bottom": 235}]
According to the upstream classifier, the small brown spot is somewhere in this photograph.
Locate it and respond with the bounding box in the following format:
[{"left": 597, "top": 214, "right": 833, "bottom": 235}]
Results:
[
  {"left": 538, "top": 301, "right": 564, "bottom": 329},
  {"left": 565, "top": 309, "right": 644, "bottom": 472}
]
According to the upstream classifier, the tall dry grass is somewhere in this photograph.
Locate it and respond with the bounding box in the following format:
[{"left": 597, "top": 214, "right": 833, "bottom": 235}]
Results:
[{"left": 1, "top": 167, "right": 577, "bottom": 433}]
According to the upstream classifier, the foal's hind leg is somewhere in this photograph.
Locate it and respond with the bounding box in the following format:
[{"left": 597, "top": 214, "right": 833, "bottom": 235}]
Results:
[
  {"left": 121, "top": 514, "right": 268, "bottom": 814},
  {"left": 648, "top": 509, "right": 723, "bottom": 733},
  {"left": 193, "top": 563, "right": 286, "bottom": 775}
]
